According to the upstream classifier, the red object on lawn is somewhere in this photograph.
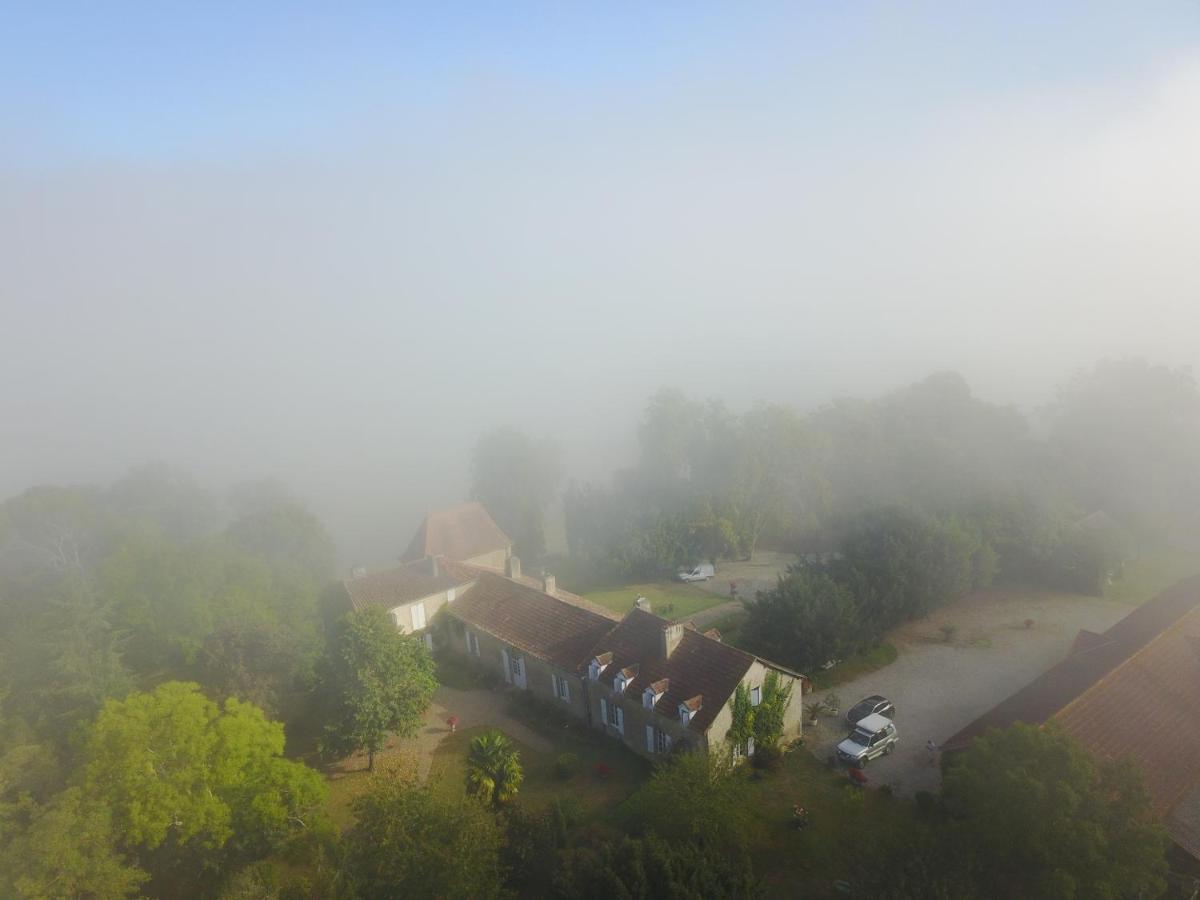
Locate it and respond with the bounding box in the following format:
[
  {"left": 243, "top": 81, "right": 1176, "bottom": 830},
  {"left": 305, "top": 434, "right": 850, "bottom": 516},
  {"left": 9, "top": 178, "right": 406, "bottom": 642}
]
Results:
[
  {"left": 848, "top": 767, "right": 868, "bottom": 786},
  {"left": 446, "top": 715, "right": 459, "bottom": 733},
  {"left": 594, "top": 762, "right": 611, "bottom": 779}
]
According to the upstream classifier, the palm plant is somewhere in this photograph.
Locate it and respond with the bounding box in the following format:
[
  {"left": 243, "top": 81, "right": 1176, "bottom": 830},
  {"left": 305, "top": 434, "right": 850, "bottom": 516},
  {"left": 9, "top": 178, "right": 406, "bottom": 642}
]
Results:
[{"left": 465, "top": 729, "right": 523, "bottom": 807}]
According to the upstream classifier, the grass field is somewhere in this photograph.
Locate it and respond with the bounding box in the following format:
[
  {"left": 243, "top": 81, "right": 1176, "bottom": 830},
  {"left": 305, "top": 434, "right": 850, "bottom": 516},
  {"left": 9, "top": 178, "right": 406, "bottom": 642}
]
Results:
[
  {"left": 809, "top": 642, "right": 899, "bottom": 690},
  {"left": 1105, "top": 546, "right": 1200, "bottom": 606},
  {"left": 426, "top": 725, "right": 650, "bottom": 820},
  {"left": 583, "top": 580, "right": 728, "bottom": 619}
]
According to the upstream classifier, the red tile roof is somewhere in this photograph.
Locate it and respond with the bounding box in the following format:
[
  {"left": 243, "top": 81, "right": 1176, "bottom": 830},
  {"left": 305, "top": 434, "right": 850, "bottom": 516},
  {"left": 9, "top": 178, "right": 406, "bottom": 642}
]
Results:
[
  {"left": 401, "top": 502, "right": 512, "bottom": 563},
  {"left": 942, "top": 574, "right": 1200, "bottom": 861},
  {"left": 439, "top": 559, "right": 620, "bottom": 622},
  {"left": 943, "top": 575, "right": 1200, "bottom": 751},
  {"left": 581, "top": 608, "right": 760, "bottom": 734},
  {"left": 1054, "top": 605, "right": 1200, "bottom": 851},
  {"left": 448, "top": 571, "right": 617, "bottom": 671},
  {"left": 342, "top": 558, "right": 473, "bottom": 612}
]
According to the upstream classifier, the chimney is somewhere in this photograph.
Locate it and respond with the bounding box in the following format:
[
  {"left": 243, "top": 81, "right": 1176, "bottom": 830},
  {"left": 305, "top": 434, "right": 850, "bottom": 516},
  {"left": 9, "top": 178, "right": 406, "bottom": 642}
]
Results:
[
  {"left": 505, "top": 556, "right": 522, "bottom": 580},
  {"left": 542, "top": 573, "right": 556, "bottom": 597},
  {"left": 427, "top": 555, "right": 439, "bottom": 577},
  {"left": 660, "top": 622, "right": 684, "bottom": 658}
]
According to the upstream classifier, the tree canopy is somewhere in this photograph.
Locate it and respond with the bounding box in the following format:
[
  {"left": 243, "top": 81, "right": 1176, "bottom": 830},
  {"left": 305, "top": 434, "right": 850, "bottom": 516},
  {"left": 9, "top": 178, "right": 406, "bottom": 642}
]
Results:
[
  {"left": 319, "top": 607, "right": 437, "bottom": 771},
  {"left": 941, "top": 723, "right": 1168, "bottom": 899}
]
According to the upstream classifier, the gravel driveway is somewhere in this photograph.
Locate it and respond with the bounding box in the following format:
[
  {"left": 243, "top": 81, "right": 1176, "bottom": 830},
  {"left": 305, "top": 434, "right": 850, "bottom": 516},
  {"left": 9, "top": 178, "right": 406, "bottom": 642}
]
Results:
[{"left": 806, "top": 587, "right": 1136, "bottom": 795}]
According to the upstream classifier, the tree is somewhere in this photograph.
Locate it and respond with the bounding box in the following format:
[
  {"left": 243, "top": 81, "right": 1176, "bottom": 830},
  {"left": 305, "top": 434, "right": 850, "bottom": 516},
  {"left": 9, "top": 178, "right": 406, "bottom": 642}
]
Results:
[
  {"left": 1048, "top": 359, "right": 1200, "bottom": 536},
  {"left": 319, "top": 607, "right": 437, "bottom": 771},
  {"left": 0, "top": 787, "right": 148, "bottom": 900},
  {"left": 82, "top": 682, "right": 327, "bottom": 871},
  {"left": 554, "top": 833, "right": 760, "bottom": 899},
  {"left": 465, "top": 729, "right": 524, "bottom": 807},
  {"left": 470, "top": 427, "right": 564, "bottom": 561},
  {"left": 342, "top": 768, "right": 504, "bottom": 900},
  {"left": 627, "top": 751, "right": 752, "bottom": 852},
  {"left": 743, "top": 569, "right": 862, "bottom": 671},
  {"left": 942, "top": 723, "right": 1168, "bottom": 899}
]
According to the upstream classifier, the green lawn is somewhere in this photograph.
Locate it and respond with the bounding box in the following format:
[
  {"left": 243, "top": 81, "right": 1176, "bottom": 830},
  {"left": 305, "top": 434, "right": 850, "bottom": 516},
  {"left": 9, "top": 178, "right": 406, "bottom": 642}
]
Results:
[
  {"left": 810, "top": 642, "right": 899, "bottom": 690},
  {"left": 426, "top": 725, "right": 650, "bottom": 821},
  {"left": 1105, "top": 546, "right": 1200, "bottom": 606},
  {"left": 583, "top": 581, "right": 729, "bottom": 619},
  {"left": 741, "top": 749, "right": 922, "bottom": 896}
]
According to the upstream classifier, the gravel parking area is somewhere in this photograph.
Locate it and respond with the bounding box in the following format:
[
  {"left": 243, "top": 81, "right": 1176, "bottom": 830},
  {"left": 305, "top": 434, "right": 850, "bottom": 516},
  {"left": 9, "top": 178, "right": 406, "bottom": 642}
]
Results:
[{"left": 805, "top": 587, "right": 1135, "bottom": 795}]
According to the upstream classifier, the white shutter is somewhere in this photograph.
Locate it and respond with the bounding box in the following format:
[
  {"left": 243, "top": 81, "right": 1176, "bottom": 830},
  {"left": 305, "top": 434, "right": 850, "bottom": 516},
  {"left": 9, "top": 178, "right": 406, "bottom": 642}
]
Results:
[
  {"left": 563, "top": 679, "right": 570, "bottom": 703},
  {"left": 616, "top": 706, "right": 625, "bottom": 734},
  {"left": 600, "top": 697, "right": 608, "bottom": 726},
  {"left": 646, "top": 725, "right": 655, "bottom": 753},
  {"left": 502, "top": 648, "right": 512, "bottom": 683},
  {"left": 551, "top": 673, "right": 560, "bottom": 699},
  {"left": 747, "top": 735, "right": 755, "bottom": 757}
]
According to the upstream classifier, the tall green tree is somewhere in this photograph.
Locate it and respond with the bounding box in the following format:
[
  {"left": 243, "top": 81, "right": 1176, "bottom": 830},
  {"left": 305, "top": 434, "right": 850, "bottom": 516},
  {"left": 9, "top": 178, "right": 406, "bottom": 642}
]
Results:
[
  {"left": 470, "top": 427, "right": 564, "bottom": 560},
  {"left": 628, "top": 751, "right": 752, "bottom": 852},
  {"left": 743, "top": 569, "right": 862, "bottom": 671},
  {"left": 82, "top": 682, "right": 327, "bottom": 878},
  {"left": 342, "top": 768, "right": 504, "bottom": 900},
  {"left": 465, "top": 729, "right": 524, "bottom": 808},
  {"left": 0, "top": 787, "right": 148, "bottom": 900},
  {"left": 319, "top": 607, "right": 437, "bottom": 771},
  {"left": 942, "top": 723, "right": 1168, "bottom": 899}
]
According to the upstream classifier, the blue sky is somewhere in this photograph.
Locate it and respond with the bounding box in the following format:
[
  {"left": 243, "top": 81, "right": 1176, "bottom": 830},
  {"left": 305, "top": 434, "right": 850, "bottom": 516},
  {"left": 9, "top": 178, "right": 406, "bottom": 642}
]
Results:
[
  {"left": 5, "top": 3, "right": 1196, "bottom": 163},
  {"left": 3, "top": 4, "right": 1200, "bottom": 562}
]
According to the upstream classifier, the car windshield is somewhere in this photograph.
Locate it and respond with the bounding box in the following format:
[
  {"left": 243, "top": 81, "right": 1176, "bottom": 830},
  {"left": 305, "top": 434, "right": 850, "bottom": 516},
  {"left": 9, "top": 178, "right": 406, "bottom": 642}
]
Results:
[
  {"left": 848, "top": 729, "right": 871, "bottom": 746},
  {"left": 850, "top": 702, "right": 873, "bottom": 718}
]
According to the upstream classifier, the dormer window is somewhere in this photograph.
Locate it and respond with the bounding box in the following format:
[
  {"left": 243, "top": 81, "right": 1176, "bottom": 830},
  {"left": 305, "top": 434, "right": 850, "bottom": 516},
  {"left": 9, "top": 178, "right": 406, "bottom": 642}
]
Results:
[
  {"left": 614, "top": 664, "right": 638, "bottom": 694},
  {"left": 589, "top": 653, "right": 612, "bottom": 682},
  {"left": 643, "top": 678, "right": 669, "bottom": 710},
  {"left": 679, "top": 694, "right": 702, "bottom": 726}
]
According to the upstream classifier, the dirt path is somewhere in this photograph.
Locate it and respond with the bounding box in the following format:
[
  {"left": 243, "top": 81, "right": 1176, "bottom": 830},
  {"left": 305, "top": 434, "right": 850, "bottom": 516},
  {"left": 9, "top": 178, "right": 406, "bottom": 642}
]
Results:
[{"left": 327, "top": 684, "right": 553, "bottom": 782}]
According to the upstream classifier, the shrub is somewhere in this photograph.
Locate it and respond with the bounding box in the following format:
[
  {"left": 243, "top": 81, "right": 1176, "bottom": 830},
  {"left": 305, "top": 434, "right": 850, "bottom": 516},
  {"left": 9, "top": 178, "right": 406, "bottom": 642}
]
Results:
[
  {"left": 938, "top": 624, "right": 958, "bottom": 643},
  {"left": 555, "top": 753, "right": 580, "bottom": 780},
  {"left": 750, "top": 744, "right": 782, "bottom": 771}
]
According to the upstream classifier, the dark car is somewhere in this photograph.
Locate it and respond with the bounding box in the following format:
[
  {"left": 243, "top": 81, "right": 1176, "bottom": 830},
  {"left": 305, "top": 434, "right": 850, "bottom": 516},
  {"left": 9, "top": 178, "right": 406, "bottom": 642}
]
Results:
[{"left": 845, "top": 695, "right": 895, "bottom": 725}]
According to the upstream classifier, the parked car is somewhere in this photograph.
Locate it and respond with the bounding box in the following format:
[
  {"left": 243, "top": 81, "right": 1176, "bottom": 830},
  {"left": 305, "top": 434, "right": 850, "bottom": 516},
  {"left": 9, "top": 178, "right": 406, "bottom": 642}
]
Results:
[
  {"left": 845, "top": 695, "right": 895, "bottom": 725},
  {"left": 676, "top": 563, "right": 715, "bottom": 582},
  {"left": 836, "top": 713, "right": 899, "bottom": 766}
]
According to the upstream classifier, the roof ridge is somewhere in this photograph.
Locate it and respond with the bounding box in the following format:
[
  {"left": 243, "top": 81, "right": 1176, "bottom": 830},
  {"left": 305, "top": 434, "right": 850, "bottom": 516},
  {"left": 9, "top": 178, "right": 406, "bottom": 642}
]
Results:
[{"left": 1056, "top": 606, "right": 1200, "bottom": 723}]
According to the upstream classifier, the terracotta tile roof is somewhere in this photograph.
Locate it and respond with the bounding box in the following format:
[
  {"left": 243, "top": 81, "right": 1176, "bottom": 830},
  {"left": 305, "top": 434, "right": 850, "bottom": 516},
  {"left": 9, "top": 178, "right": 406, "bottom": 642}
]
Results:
[
  {"left": 580, "top": 608, "right": 760, "bottom": 734},
  {"left": 447, "top": 571, "right": 617, "bottom": 671},
  {"left": 1168, "top": 786, "right": 1200, "bottom": 860},
  {"left": 439, "top": 559, "right": 621, "bottom": 622},
  {"left": 941, "top": 575, "right": 1200, "bottom": 861},
  {"left": 342, "top": 558, "right": 474, "bottom": 612},
  {"left": 682, "top": 694, "right": 704, "bottom": 711},
  {"left": 401, "top": 502, "right": 512, "bottom": 563},
  {"left": 1054, "top": 606, "right": 1200, "bottom": 850},
  {"left": 943, "top": 575, "right": 1200, "bottom": 752}
]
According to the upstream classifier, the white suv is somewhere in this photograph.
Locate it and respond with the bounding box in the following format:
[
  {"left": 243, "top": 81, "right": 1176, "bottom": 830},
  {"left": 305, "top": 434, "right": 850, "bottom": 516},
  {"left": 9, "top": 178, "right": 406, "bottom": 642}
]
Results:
[{"left": 836, "top": 713, "right": 898, "bottom": 766}]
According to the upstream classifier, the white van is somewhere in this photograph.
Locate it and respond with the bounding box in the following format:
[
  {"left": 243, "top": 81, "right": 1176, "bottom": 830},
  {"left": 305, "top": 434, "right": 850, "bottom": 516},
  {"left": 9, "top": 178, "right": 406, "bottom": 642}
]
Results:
[{"left": 676, "top": 563, "right": 715, "bottom": 582}]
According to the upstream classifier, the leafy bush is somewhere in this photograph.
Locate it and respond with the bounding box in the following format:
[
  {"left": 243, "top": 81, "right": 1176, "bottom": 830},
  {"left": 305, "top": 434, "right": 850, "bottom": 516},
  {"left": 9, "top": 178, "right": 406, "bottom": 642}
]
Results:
[{"left": 554, "top": 752, "right": 580, "bottom": 780}]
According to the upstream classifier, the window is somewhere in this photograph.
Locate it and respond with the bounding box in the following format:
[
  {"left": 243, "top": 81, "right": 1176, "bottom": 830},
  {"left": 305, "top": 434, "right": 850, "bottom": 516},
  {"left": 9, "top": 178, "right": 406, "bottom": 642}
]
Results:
[
  {"left": 642, "top": 688, "right": 658, "bottom": 710},
  {"left": 655, "top": 729, "right": 672, "bottom": 754},
  {"left": 411, "top": 602, "right": 426, "bottom": 630},
  {"left": 615, "top": 674, "right": 628, "bottom": 694},
  {"left": 510, "top": 654, "right": 523, "bottom": 680},
  {"left": 446, "top": 587, "right": 456, "bottom": 603},
  {"left": 678, "top": 703, "right": 692, "bottom": 725},
  {"left": 553, "top": 673, "right": 571, "bottom": 702},
  {"left": 607, "top": 700, "right": 623, "bottom": 733},
  {"left": 746, "top": 735, "right": 755, "bottom": 757},
  {"left": 466, "top": 631, "right": 480, "bottom": 656},
  {"left": 588, "top": 659, "right": 602, "bottom": 681},
  {"left": 750, "top": 686, "right": 762, "bottom": 707}
]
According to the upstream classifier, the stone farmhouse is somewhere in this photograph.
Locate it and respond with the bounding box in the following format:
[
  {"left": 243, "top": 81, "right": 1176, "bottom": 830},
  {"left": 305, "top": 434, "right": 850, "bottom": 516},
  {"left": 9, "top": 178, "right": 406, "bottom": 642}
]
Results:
[{"left": 340, "top": 503, "right": 806, "bottom": 760}]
